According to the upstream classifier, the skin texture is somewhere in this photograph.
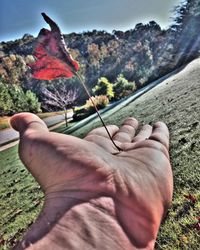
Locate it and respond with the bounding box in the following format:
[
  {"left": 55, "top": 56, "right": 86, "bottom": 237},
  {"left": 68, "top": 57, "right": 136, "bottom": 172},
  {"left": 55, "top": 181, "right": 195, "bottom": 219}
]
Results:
[{"left": 10, "top": 113, "right": 173, "bottom": 250}]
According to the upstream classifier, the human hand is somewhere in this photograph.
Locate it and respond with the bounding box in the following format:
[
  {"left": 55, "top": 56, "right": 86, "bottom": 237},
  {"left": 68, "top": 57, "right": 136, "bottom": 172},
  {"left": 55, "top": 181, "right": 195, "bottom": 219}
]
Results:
[{"left": 11, "top": 113, "right": 173, "bottom": 250}]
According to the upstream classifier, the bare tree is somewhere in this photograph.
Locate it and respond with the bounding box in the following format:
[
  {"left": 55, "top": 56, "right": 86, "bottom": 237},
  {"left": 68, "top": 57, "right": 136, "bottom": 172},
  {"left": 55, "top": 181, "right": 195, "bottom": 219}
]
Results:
[{"left": 42, "top": 83, "right": 78, "bottom": 126}]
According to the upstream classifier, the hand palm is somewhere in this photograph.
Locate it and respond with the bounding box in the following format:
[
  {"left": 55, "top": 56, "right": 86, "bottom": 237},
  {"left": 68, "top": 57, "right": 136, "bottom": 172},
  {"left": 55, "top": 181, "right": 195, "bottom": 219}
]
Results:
[{"left": 11, "top": 113, "right": 173, "bottom": 249}]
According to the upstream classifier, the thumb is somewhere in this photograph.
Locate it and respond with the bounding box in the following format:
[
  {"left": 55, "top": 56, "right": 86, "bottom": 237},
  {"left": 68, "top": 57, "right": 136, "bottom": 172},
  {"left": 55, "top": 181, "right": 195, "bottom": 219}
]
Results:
[{"left": 10, "top": 112, "right": 48, "bottom": 136}]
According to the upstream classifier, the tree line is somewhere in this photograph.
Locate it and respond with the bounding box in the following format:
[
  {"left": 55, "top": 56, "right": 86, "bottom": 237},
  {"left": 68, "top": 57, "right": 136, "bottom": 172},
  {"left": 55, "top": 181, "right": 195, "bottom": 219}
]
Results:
[{"left": 0, "top": 0, "right": 199, "bottom": 116}]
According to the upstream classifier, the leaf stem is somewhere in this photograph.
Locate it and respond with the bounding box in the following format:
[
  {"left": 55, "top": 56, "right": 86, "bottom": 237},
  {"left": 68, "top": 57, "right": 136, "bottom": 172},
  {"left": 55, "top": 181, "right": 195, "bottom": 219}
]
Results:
[{"left": 75, "top": 72, "right": 121, "bottom": 151}]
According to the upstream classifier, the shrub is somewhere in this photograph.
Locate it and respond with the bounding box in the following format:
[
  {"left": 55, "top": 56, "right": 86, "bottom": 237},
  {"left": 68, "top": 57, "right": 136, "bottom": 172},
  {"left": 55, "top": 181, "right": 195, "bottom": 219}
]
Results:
[
  {"left": 92, "top": 77, "right": 114, "bottom": 100},
  {"left": 113, "top": 74, "right": 137, "bottom": 100},
  {"left": 73, "top": 95, "right": 109, "bottom": 121},
  {"left": 85, "top": 95, "right": 109, "bottom": 110}
]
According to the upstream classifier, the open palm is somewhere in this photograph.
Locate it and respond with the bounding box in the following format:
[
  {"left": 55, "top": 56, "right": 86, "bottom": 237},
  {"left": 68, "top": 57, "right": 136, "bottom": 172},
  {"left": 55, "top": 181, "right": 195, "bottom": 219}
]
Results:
[{"left": 11, "top": 113, "right": 173, "bottom": 250}]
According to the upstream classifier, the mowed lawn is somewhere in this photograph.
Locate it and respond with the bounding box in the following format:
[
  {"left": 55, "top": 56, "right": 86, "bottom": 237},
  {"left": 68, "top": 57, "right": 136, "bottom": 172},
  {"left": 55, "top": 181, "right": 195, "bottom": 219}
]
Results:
[{"left": 1, "top": 58, "right": 200, "bottom": 249}]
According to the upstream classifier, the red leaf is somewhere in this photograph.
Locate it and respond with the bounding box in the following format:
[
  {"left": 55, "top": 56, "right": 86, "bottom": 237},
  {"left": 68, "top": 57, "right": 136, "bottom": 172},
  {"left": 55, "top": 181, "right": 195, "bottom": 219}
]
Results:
[
  {"left": 29, "top": 13, "right": 79, "bottom": 80},
  {"left": 193, "top": 218, "right": 200, "bottom": 231},
  {"left": 0, "top": 237, "right": 5, "bottom": 246},
  {"left": 184, "top": 194, "right": 197, "bottom": 204},
  {"left": 194, "top": 222, "right": 200, "bottom": 231}
]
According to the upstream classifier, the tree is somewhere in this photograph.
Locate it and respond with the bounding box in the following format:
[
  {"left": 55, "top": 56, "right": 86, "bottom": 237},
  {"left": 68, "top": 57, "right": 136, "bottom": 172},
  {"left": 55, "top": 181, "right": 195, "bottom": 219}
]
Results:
[
  {"left": 113, "top": 74, "right": 136, "bottom": 100},
  {"left": 1, "top": 55, "right": 27, "bottom": 85},
  {"left": 0, "top": 81, "right": 41, "bottom": 116},
  {"left": 8, "top": 85, "right": 29, "bottom": 113},
  {"left": 42, "top": 82, "right": 78, "bottom": 126},
  {"left": 8, "top": 85, "right": 41, "bottom": 114},
  {"left": 92, "top": 77, "right": 114, "bottom": 100},
  {"left": 73, "top": 95, "right": 109, "bottom": 122},
  {"left": 0, "top": 81, "right": 14, "bottom": 116},
  {"left": 25, "top": 90, "right": 41, "bottom": 113},
  {"left": 171, "top": 0, "right": 200, "bottom": 65}
]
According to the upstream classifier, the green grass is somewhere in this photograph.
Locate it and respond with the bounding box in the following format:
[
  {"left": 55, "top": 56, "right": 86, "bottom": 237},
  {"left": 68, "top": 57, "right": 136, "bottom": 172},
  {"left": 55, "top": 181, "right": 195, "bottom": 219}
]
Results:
[
  {"left": 0, "top": 146, "right": 43, "bottom": 249},
  {"left": 0, "top": 61, "right": 200, "bottom": 249},
  {"left": 61, "top": 62, "right": 200, "bottom": 249}
]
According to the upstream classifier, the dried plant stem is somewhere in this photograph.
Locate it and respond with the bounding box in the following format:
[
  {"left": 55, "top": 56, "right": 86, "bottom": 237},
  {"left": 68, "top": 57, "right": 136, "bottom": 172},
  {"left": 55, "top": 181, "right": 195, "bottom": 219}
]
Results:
[{"left": 75, "top": 72, "right": 121, "bottom": 151}]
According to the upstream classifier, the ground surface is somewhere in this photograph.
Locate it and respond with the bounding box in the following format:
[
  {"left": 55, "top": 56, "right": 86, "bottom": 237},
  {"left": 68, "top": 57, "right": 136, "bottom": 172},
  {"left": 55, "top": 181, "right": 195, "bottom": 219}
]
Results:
[{"left": 0, "top": 59, "right": 200, "bottom": 249}]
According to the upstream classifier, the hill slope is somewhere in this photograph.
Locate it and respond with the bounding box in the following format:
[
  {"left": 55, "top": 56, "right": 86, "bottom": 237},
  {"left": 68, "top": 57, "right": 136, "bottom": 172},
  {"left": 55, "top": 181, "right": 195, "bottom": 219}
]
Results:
[
  {"left": 69, "top": 58, "right": 200, "bottom": 249},
  {"left": 0, "top": 58, "right": 200, "bottom": 249}
]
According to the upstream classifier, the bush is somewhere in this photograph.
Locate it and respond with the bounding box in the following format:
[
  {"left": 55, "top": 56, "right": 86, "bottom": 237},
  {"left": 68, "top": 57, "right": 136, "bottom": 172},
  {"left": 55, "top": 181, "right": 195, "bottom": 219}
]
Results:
[
  {"left": 113, "top": 74, "right": 137, "bottom": 100},
  {"left": 73, "top": 106, "right": 95, "bottom": 121},
  {"left": 73, "top": 95, "right": 109, "bottom": 121},
  {"left": 92, "top": 77, "right": 114, "bottom": 100},
  {"left": 85, "top": 95, "right": 109, "bottom": 110}
]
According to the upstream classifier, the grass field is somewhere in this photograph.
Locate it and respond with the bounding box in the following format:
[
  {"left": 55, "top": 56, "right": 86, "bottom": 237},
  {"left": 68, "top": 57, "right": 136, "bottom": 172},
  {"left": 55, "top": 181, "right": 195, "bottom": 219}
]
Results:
[{"left": 0, "top": 59, "right": 200, "bottom": 249}]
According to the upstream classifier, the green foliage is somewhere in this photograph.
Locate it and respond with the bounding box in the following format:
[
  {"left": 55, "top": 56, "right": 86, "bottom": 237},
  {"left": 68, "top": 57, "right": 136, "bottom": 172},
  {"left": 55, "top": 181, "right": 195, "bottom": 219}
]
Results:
[
  {"left": 25, "top": 90, "right": 41, "bottom": 113},
  {"left": 92, "top": 77, "right": 114, "bottom": 100},
  {"left": 73, "top": 107, "right": 94, "bottom": 121},
  {"left": 1, "top": 2, "right": 200, "bottom": 107},
  {"left": 73, "top": 95, "right": 109, "bottom": 121},
  {"left": 0, "top": 82, "right": 14, "bottom": 116},
  {"left": 113, "top": 74, "right": 137, "bottom": 100},
  {"left": 0, "top": 55, "right": 27, "bottom": 85},
  {"left": 69, "top": 60, "right": 200, "bottom": 250},
  {"left": 8, "top": 85, "right": 29, "bottom": 113},
  {"left": 1, "top": 59, "right": 200, "bottom": 249},
  {"left": 171, "top": 0, "right": 200, "bottom": 64},
  {"left": 0, "top": 81, "right": 41, "bottom": 116},
  {"left": 85, "top": 95, "right": 109, "bottom": 110},
  {"left": 0, "top": 146, "right": 43, "bottom": 249}
]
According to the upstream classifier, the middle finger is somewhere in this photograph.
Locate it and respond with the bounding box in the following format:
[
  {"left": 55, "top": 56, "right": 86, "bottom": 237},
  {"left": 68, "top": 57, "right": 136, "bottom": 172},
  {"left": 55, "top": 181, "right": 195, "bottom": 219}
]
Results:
[{"left": 113, "top": 117, "right": 138, "bottom": 143}]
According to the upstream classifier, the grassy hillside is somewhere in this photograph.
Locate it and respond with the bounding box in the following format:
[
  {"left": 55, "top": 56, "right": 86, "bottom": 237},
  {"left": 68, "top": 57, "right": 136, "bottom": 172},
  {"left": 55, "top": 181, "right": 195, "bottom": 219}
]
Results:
[
  {"left": 68, "top": 58, "right": 200, "bottom": 249},
  {"left": 0, "top": 58, "right": 200, "bottom": 249}
]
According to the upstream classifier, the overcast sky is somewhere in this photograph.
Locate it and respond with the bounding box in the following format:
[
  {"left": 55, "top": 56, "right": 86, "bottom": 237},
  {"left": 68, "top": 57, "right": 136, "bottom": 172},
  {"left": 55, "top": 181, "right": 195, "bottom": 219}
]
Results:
[{"left": 0, "top": 0, "right": 182, "bottom": 42}]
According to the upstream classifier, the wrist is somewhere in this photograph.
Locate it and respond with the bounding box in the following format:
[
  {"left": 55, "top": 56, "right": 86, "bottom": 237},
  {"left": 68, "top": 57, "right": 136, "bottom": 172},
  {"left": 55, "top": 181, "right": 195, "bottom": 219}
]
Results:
[{"left": 15, "top": 197, "right": 135, "bottom": 250}]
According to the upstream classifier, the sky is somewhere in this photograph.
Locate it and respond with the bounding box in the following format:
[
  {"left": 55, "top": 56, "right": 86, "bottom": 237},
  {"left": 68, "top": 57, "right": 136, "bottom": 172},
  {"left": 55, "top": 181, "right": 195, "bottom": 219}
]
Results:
[{"left": 0, "top": 0, "right": 182, "bottom": 42}]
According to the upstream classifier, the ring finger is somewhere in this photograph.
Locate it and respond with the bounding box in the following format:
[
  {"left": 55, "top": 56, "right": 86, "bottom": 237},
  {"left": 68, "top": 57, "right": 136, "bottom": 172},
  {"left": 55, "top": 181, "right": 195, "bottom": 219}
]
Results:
[{"left": 132, "top": 124, "right": 153, "bottom": 142}]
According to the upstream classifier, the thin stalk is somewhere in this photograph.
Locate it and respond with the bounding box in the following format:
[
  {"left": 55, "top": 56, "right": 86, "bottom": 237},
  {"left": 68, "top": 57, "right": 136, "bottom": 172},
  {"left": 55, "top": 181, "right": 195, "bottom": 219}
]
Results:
[{"left": 75, "top": 72, "right": 121, "bottom": 151}]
